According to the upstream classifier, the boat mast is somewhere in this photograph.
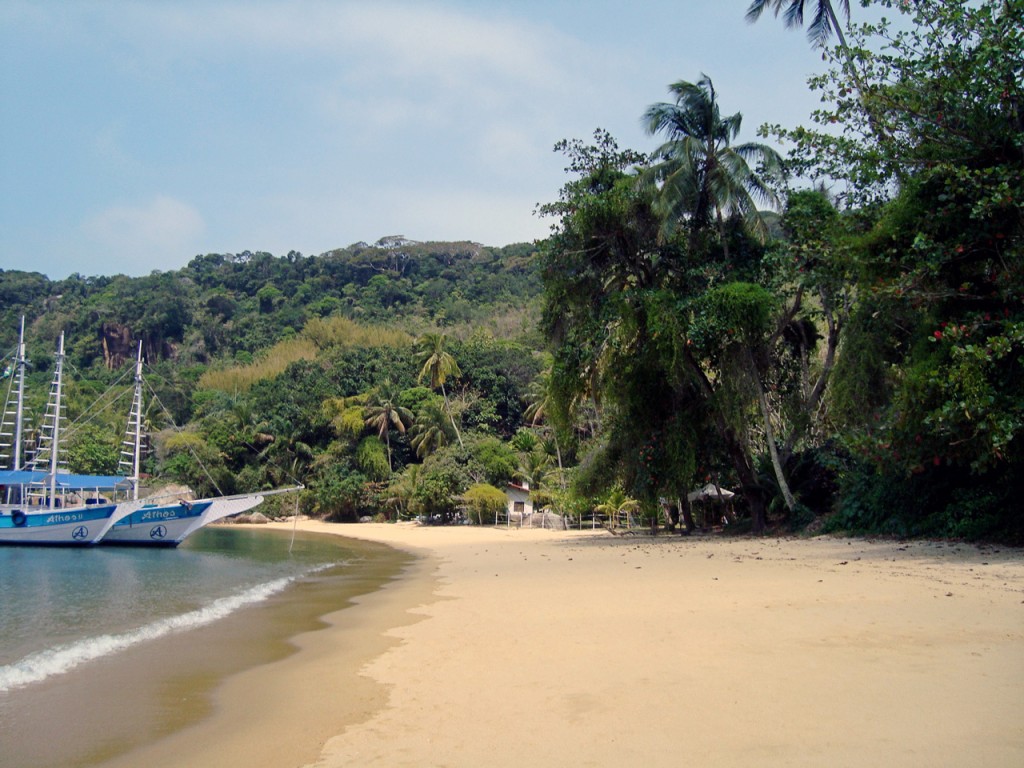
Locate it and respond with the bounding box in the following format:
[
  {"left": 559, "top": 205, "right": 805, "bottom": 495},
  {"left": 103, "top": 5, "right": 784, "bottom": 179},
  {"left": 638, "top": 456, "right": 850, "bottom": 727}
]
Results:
[
  {"left": 126, "top": 341, "right": 144, "bottom": 500},
  {"left": 48, "top": 332, "right": 65, "bottom": 510},
  {"left": 0, "top": 317, "right": 27, "bottom": 502},
  {"left": 13, "top": 316, "right": 26, "bottom": 472},
  {"left": 0, "top": 316, "right": 27, "bottom": 473}
]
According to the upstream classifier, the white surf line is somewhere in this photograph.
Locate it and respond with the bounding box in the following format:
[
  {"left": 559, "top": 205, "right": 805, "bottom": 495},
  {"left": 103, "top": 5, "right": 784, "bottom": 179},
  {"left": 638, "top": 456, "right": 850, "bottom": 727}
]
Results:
[{"left": 0, "top": 563, "right": 339, "bottom": 693}]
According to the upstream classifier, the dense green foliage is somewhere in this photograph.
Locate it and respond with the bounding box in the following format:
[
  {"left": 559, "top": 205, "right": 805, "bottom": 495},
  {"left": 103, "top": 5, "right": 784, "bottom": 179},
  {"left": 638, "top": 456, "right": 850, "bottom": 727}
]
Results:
[
  {"left": 538, "top": 0, "right": 1022, "bottom": 541},
  {"left": 1, "top": 239, "right": 538, "bottom": 368},
  {"left": 1, "top": 239, "right": 545, "bottom": 521},
  {"left": 803, "top": 0, "right": 1024, "bottom": 537}
]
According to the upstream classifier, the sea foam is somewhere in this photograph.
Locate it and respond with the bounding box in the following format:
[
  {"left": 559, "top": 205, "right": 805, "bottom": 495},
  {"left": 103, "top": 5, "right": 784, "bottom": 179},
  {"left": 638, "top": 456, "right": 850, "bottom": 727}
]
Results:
[{"left": 0, "top": 563, "right": 336, "bottom": 693}]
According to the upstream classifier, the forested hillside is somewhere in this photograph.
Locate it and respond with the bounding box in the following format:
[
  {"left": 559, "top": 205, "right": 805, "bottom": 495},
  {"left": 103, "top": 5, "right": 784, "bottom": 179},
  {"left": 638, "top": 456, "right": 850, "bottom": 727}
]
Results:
[
  {"left": 0, "top": 237, "right": 548, "bottom": 522},
  {"left": 1, "top": 238, "right": 538, "bottom": 367}
]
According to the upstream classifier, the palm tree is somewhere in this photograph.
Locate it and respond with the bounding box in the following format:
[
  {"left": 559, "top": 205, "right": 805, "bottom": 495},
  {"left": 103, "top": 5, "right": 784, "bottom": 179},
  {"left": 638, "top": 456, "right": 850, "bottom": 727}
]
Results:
[
  {"left": 415, "top": 332, "right": 463, "bottom": 447},
  {"left": 386, "top": 463, "right": 422, "bottom": 520},
  {"left": 746, "top": 0, "right": 850, "bottom": 49},
  {"left": 745, "top": 1, "right": 882, "bottom": 140},
  {"left": 510, "top": 428, "right": 539, "bottom": 454},
  {"left": 515, "top": 447, "right": 554, "bottom": 501},
  {"left": 641, "top": 75, "right": 784, "bottom": 251},
  {"left": 596, "top": 486, "right": 641, "bottom": 530},
  {"left": 409, "top": 400, "right": 452, "bottom": 459},
  {"left": 260, "top": 437, "right": 313, "bottom": 490},
  {"left": 524, "top": 369, "right": 565, "bottom": 488},
  {"left": 364, "top": 380, "right": 413, "bottom": 472},
  {"left": 523, "top": 372, "right": 551, "bottom": 428}
]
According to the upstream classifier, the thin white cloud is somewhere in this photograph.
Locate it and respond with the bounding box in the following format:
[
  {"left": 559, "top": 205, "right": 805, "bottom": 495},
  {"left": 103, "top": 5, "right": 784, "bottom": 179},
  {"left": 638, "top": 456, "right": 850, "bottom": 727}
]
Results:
[
  {"left": 102, "top": 1, "right": 615, "bottom": 177},
  {"left": 337, "top": 4, "right": 566, "bottom": 87},
  {"left": 112, "top": 1, "right": 582, "bottom": 88},
  {"left": 82, "top": 196, "right": 206, "bottom": 272}
]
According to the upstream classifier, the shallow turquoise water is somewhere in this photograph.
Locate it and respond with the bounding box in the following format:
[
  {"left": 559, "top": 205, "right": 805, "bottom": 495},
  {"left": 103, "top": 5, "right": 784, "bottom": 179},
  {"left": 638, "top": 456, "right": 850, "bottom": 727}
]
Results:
[
  {"left": 0, "top": 526, "right": 350, "bottom": 695},
  {"left": 0, "top": 526, "right": 405, "bottom": 768}
]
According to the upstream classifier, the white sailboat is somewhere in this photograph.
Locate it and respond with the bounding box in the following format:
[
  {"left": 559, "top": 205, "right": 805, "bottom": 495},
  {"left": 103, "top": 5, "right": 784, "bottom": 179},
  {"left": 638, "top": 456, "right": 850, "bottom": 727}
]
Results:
[
  {"left": 100, "top": 342, "right": 283, "bottom": 547},
  {"left": 0, "top": 327, "right": 136, "bottom": 545}
]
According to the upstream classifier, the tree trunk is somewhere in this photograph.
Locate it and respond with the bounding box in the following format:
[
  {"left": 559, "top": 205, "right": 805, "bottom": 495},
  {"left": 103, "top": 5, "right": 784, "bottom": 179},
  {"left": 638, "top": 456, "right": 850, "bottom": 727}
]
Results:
[
  {"left": 716, "top": 209, "right": 730, "bottom": 262},
  {"left": 751, "top": 361, "right": 797, "bottom": 512},
  {"left": 678, "top": 495, "right": 695, "bottom": 535},
  {"left": 664, "top": 501, "right": 679, "bottom": 532},
  {"left": 722, "top": 426, "right": 767, "bottom": 534},
  {"left": 824, "top": 1, "right": 848, "bottom": 50},
  {"left": 682, "top": 347, "right": 767, "bottom": 532},
  {"left": 441, "top": 383, "right": 464, "bottom": 447},
  {"left": 553, "top": 431, "right": 566, "bottom": 490}
]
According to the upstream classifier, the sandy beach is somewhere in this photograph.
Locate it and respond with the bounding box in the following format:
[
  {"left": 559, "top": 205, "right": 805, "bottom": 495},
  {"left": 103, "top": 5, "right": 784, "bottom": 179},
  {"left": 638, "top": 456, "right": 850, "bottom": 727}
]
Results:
[{"left": 103, "top": 522, "right": 1024, "bottom": 768}]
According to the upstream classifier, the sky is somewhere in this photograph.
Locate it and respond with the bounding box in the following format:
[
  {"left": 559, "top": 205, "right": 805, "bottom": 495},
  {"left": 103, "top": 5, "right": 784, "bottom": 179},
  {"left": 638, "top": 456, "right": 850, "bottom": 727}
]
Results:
[{"left": 1, "top": 1, "right": 846, "bottom": 280}]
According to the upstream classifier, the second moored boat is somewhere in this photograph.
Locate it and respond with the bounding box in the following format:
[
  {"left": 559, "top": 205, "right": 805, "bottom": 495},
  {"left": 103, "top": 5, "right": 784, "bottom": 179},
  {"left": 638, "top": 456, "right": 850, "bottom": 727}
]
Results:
[
  {"left": 102, "top": 494, "right": 266, "bottom": 547},
  {"left": 98, "top": 340, "right": 279, "bottom": 546}
]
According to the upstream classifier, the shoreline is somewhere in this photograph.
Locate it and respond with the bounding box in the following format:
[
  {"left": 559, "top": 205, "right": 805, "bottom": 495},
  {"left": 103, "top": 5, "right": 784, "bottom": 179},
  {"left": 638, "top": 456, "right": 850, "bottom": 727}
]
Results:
[
  {"left": 93, "top": 524, "right": 434, "bottom": 768},
  {"left": 3, "top": 527, "right": 410, "bottom": 768},
  {"left": 102, "top": 523, "right": 1023, "bottom": 767}
]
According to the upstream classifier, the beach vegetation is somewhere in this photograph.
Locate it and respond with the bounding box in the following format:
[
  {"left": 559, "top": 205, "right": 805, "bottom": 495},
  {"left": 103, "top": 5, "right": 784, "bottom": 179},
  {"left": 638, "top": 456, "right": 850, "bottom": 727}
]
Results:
[
  {"left": 64, "top": 425, "right": 120, "bottom": 476},
  {"left": 363, "top": 379, "right": 414, "bottom": 472},
  {"left": 596, "top": 486, "right": 642, "bottom": 529},
  {"left": 462, "top": 483, "right": 508, "bottom": 525},
  {"left": 529, "top": 0, "right": 1021, "bottom": 542},
  {"left": 409, "top": 399, "right": 454, "bottom": 459},
  {"left": 415, "top": 332, "right": 464, "bottom": 448}
]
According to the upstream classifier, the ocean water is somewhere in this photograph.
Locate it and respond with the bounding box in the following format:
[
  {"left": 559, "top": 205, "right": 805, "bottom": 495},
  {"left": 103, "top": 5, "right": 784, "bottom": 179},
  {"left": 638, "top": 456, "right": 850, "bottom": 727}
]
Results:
[
  {"left": 0, "top": 526, "right": 408, "bottom": 768},
  {"left": 0, "top": 527, "right": 338, "bottom": 693}
]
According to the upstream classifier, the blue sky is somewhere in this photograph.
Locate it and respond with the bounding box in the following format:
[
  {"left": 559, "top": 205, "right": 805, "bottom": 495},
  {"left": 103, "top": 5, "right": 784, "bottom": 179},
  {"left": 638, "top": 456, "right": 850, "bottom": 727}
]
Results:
[{"left": 2, "top": 1, "right": 845, "bottom": 280}]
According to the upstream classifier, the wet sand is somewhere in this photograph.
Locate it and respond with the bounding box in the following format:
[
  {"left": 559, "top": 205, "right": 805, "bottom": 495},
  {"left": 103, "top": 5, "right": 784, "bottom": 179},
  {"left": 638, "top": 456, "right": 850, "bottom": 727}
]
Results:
[
  {"left": 101, "top": 523, "right": 1024, "bottom": 767},
  {"left": 89, "top": 528, "right": 428, "bottom": 768}
]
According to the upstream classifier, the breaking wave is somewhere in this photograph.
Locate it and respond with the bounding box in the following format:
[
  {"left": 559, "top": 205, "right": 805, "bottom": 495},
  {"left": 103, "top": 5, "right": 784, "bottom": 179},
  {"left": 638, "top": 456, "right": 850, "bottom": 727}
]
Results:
[{"left": 0, "top": 563, "right": 336, "bottom": 693}]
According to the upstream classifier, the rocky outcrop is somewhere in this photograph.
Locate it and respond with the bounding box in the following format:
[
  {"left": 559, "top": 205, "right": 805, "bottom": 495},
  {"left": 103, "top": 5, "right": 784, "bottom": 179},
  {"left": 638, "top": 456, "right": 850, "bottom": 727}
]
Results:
[
  {"left": 227, "top": 511, "right": 271, "bottom": 524},
  {"left": 100, "top": 322, "right": 135, "bottom": 369},
  {"left": 99, "top": 322, "right": 178, "bottom": 369}
]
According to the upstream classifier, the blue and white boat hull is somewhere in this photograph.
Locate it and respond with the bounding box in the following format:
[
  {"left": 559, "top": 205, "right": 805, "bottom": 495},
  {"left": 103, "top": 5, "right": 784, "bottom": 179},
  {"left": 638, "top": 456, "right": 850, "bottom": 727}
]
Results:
[
  {"left": 176, "top": 494, "right": 266, "bottom": 543},
  {"left": 0, "top": 502, "right": 134, "bottom": 546},
  {"left": 101, "top": 499, "right": 214, "bottom": 546},
  {"left": 101, "top": 494, "right": 265, "bottom": 546}
]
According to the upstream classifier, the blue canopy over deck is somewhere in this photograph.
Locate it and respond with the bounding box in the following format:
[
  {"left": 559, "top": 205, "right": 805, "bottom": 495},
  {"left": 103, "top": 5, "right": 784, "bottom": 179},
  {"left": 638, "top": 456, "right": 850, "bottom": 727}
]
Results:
[{"left": 0, "top": 470, "right": 131, "bottom": 491}]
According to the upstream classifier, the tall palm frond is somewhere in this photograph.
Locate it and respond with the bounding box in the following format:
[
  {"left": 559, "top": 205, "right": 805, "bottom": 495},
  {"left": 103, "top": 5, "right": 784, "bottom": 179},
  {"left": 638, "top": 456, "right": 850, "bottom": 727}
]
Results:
[
  {"left": 746, "top": 0, "right": 850, "bottom": 49},
  {"left": 595, "top": 486, "right": 641, "bottom": 529},
  {"left": 364, "top": 379, "right": 413, "bottom": 472},
  {"left": 409, "top": 401, "right": 452, "bottom": 459},
  {"left": 516, "top": 448, "right": 555, "bottom": 497},
  {"left": 523, "top": 369, "right": 567, "bottom": 488},
  {"left": 641, "top": 75, "right": 784, "bottom": 245},
  {"left": 524, "top": 377, "right": 549, "bottom": 427},
  {"left": 415, "top": 332, "right": 463, "bottom": 447}
]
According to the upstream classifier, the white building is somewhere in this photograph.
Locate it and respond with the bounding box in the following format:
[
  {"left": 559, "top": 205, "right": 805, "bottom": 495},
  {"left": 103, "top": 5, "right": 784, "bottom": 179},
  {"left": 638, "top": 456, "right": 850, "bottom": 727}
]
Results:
[{"left": 505, "top": 481, "right": 533, "bottom": 524}]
